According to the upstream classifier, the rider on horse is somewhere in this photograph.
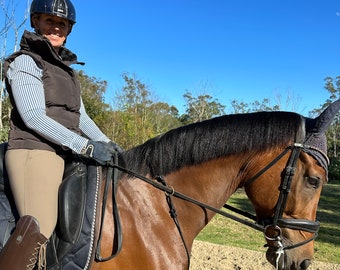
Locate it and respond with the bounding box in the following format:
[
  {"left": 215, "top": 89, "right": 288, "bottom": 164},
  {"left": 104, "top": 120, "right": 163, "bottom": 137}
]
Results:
[{"left": 0, "top": 0, "right": 121, "bottom": 269}]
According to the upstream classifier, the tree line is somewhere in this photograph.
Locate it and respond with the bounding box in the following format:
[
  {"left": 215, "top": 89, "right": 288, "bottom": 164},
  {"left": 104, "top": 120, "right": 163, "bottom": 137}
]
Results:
[
  {"left": 78, "top": 72, "right": 340, "bottom": 181},
  {"left": 1, "top": 69, "right": 340, "bottom": 179}
]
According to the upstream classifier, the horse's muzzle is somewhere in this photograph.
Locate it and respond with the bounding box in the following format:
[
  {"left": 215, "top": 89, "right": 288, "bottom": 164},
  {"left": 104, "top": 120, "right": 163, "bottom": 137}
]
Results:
[{"left": 266, "top": 246, "right": 312, "bottom": 270}]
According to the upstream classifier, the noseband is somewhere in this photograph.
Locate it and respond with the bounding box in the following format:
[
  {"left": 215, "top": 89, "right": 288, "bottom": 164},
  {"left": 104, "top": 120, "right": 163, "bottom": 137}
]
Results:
[{"left": 245, "top": 143, "right": 321, "bottom": 252}]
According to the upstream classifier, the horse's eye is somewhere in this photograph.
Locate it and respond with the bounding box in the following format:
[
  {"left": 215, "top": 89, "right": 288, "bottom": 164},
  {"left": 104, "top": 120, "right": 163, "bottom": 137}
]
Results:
[{"left": 306, "top": 176, "right": 321, "bottom": 189}]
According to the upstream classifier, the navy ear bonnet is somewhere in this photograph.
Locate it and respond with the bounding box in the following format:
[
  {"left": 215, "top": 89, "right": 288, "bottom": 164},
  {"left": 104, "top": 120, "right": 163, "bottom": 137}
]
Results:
[
  {"left": 303, "top": 130, "right": 329, "bottom": 176},
  {"left": 303, "top": 99, "right": 340, "bottom": 177}
]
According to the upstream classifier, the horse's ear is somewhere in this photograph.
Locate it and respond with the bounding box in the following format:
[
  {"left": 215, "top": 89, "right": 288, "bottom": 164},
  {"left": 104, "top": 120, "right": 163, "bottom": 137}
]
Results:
[{"left": 307, "top": 99, "right": 340, "bottom": 134}]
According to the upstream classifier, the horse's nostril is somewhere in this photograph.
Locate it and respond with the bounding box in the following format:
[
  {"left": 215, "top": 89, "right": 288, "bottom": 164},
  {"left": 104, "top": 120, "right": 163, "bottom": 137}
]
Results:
[{"left": 300, "top": 259, "right": 311, "bottom": 270}]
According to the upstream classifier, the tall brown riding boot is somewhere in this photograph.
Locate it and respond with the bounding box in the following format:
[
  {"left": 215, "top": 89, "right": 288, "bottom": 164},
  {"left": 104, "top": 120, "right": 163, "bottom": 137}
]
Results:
[{"left": 0, "top": 215, "right": 47, "bottom": 270}]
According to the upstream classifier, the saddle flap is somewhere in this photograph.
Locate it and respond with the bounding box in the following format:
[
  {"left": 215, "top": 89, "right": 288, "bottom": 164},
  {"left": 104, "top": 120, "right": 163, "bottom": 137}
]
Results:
[{"left": 57, "top": 162, "right": 87, "bottom": 243}]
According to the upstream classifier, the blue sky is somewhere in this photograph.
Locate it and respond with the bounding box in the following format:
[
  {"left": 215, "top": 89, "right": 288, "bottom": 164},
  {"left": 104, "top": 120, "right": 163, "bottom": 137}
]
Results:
[{"left": 4, "top": 1, "right": 340, "bottom": 115}]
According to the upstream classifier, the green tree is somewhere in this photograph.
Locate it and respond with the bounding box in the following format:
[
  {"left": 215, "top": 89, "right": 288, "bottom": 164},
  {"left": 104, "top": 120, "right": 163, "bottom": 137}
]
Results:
[
  {"left": 113, "top": 73, "right": 153, "bottom": 147},
  {"left": 148, "top": 102, "right": 180, "bottom": 134},
  {"left": 112, "top": 73, "right": 180, "bottom": 149},
  {"left": 77, "top": 70, "right": 112, "bottom": 136},
  {"left": 310, "top": 76, "right": 340, "bottom": 117},
  {"left": 230, "top": 98, "right": 280, "bottom": 114},
  {"left": 321, "top": 77, "right": 340, "bottom": 158},
  {"left": 323, "top": 76, "right": 340, "bottom": 105},
  {"left": 181, "top": 91, "right": 225, "bottom": 124},
  {"left": 309, "top": 76, "right": 340, "bottom": 180}
]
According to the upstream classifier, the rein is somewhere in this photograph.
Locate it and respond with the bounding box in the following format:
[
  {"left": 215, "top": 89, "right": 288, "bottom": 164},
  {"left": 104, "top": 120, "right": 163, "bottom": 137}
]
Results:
[
  {"left": 110, "top": 163, "right": 266, "bottom": 230},
  {"left": 95, "top": 153, "right": 123, "bottom": 262}
]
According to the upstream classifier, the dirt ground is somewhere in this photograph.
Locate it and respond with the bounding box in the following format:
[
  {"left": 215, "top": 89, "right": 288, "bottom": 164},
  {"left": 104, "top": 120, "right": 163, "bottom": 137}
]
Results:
[{"left": 190, "top": 240, "right": 340, "bottom": 270}]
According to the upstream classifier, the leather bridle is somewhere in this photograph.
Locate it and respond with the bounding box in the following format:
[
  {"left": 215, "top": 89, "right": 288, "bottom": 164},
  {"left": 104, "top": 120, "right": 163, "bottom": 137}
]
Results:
[
  {"left": 244, "top": 143, "right": 321, "bottom": 252},
  {"left": 240, "top": 142, "right": 324, "bottom": 269}
]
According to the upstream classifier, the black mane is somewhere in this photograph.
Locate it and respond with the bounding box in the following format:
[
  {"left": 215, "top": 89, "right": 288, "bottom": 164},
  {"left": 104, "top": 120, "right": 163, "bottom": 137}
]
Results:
[{"left": 122, "top": 111, "right": 306, "bottom": 177}]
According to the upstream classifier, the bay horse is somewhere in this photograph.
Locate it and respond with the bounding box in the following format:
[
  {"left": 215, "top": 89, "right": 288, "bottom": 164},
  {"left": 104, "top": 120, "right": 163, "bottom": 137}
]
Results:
[{"left": 92, "top": 101, "right": 337, "bottom": 269}]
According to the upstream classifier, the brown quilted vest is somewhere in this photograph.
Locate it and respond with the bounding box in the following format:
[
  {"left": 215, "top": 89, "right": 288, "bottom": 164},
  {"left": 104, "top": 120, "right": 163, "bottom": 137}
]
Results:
[{"left": 5, "top": 31, "right": 84, "bottom": 154}]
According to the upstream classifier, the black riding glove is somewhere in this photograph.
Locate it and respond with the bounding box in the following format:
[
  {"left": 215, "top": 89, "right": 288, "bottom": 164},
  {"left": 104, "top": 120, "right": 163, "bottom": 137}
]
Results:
[
  {"left": 81, "top": 140, "right": 115, "bottom": 165},
  {"left": 108, "top": 141, "right": 124, "bottom": 153}
]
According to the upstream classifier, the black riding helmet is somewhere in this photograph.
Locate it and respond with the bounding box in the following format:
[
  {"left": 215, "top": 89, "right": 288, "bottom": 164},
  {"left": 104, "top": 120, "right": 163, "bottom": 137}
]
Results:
[{"left": 30, "top": 0, "right": 76, "bottom": 28}]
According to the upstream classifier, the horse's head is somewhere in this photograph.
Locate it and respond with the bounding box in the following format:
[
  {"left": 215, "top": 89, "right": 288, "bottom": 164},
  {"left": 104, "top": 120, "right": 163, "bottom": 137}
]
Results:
[{"left": 244, "top": 100, "right": 340, "bottom": 270}]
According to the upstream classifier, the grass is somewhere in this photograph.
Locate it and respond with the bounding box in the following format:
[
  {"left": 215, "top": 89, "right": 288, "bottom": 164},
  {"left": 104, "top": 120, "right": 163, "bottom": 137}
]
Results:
[{"left": 195, "top": 181, "right": 340, "bottom": 264}]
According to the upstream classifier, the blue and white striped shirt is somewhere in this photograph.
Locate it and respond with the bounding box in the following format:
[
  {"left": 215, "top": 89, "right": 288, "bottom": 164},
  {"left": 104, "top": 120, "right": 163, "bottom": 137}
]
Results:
[{"left": 6, "top": 54, "right": 110, "bottom": 154}]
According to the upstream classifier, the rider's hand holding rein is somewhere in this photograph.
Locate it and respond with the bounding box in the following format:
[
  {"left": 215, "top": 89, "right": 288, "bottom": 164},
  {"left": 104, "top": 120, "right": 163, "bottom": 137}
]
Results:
[{"left": 82, "top": 140, "right": 122, "bottom": 165}]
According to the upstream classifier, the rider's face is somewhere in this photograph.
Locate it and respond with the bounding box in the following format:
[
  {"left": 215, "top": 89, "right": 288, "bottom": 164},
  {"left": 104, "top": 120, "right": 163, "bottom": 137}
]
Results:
[{"left": 32, "top": 14, "right": 71, "bottom": 50}]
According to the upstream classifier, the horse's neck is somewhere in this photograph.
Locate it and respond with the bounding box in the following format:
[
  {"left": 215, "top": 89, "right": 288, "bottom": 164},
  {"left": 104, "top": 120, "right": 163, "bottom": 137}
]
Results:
[
  {"left": 168, "top": 156, "right": 244, "bottom": 209},
  {"left": 156, "top": 156, "right": 244, "bottom": 244}
]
